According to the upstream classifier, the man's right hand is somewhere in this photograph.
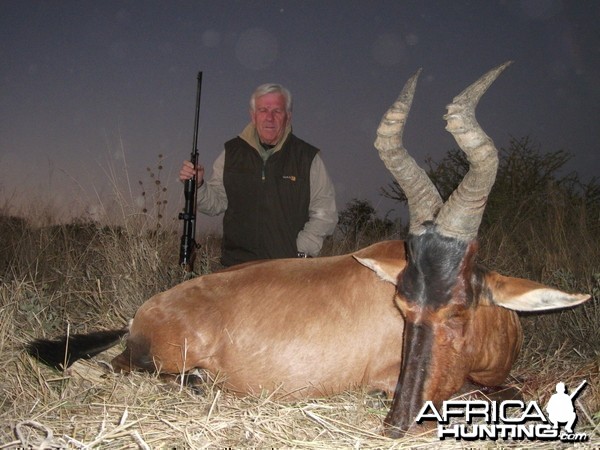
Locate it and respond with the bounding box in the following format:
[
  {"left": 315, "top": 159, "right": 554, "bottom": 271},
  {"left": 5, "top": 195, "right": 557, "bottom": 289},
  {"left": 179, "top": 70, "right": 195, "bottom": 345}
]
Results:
[{"left": 179, "top": 160, "right": 205, "bottom": 186}]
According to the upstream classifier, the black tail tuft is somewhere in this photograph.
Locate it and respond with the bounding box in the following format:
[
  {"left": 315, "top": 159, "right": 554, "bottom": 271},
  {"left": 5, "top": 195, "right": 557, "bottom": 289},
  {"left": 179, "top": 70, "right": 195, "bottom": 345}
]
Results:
[{"left": 26, "top": 328, "right": 128, "bottom": 370}]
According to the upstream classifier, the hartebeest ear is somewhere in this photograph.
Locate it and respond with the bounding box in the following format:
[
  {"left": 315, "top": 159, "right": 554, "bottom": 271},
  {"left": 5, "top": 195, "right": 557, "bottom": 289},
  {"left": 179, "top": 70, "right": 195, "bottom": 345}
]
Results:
[
  {"left": 483, "top": 271, "right": 591, "bottom": 312},
  {"left": 353, "top": 256, "right": 405, "bottom": 285}
]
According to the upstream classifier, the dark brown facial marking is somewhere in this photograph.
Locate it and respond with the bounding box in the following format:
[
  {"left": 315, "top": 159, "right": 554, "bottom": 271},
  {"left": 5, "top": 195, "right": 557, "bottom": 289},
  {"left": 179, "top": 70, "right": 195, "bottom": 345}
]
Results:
[
  {"left": 398, "top": 223, "right": 471, "bottom": 310},
  {"left": 384, "top": 319, "right": 434, "bottom": 436}
]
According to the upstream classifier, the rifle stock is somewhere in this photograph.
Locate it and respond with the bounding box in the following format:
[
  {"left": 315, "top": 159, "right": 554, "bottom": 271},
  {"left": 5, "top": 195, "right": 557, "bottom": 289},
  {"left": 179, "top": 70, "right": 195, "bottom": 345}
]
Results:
[{"left": 178, "top": 71, "right": 203, "bottom": 273}]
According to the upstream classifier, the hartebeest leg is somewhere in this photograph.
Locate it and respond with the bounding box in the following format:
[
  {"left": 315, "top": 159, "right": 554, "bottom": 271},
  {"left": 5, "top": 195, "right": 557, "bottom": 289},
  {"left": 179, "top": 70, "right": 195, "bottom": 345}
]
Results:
[{"left": 158, "top": 370, "right": 212, "bottom": 395}]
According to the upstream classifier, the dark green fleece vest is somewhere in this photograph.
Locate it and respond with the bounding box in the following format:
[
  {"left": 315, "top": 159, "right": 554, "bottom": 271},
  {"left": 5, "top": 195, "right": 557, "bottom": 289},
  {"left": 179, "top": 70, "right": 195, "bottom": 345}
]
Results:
[{"left": 221, "top": 134, "right": 318, "bottom": 266}]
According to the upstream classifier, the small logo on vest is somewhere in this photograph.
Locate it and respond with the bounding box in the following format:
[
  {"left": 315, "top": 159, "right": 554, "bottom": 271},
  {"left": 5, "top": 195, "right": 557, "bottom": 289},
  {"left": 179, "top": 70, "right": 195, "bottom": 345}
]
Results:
[{"left": 282, "top": 175, "right": 297, "bottom": 182}]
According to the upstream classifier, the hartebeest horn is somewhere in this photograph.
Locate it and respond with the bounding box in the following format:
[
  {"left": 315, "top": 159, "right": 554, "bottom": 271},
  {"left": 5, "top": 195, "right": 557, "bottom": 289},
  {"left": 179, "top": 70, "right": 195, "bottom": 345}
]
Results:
[
  {"left": 435, "top": 61, "right": 512, "bottom": 240},
  {"left": 375, "top": 70, "right": 443, "bottom": 236},
  {"left": 376, "top": 62, "right": 512, "bottom": 240}
]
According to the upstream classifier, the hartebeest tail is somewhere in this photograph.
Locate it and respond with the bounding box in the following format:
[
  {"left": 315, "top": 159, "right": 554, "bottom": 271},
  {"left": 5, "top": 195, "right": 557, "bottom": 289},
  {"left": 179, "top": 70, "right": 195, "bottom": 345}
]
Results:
[
  {"left": 27, "top": 328, "right": 128, "bottom": 370},
  {"left": 27, "top": 63, "right": 590, "bottom": 439}
]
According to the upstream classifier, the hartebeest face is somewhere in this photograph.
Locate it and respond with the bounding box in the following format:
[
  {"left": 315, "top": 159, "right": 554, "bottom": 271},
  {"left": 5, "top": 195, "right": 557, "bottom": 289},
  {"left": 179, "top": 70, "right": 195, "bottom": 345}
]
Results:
[
  {"left": 358, "top": 226, "right": 485, "bottom": 435},
  {"left": 385, "top": 228, "right": 483, "bottom": 435}
]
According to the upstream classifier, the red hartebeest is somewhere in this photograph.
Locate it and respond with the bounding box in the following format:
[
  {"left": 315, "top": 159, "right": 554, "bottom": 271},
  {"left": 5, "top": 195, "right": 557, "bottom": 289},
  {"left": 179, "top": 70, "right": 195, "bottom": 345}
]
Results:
[{"left": 27, "top": 62, "right": 590, "bottom": 437}]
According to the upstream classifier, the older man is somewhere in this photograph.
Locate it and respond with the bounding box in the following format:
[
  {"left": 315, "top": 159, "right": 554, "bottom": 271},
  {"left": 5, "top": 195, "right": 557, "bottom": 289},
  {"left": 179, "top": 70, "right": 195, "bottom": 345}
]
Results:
[{"left": 180, "top": 83, "right": 337, "bottom": 267}]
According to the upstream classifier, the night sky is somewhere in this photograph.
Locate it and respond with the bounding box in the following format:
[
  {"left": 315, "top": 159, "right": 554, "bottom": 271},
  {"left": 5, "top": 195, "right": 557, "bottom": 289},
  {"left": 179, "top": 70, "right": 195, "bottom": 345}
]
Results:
[{"left": 1, "top": 0, "right": 598, "bottom": 230}]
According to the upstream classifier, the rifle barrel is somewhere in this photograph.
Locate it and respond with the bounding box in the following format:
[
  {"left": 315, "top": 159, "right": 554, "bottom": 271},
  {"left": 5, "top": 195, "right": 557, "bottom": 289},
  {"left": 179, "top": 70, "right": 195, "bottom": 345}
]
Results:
[{"left": 179, "top": 71, "right": 203, "bottom": 271}]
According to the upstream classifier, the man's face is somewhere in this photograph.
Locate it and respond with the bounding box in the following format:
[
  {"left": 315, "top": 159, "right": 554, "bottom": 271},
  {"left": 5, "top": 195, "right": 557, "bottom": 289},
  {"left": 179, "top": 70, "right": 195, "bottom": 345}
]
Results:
[{"left": 251, "top": 92, "right": 290, "bottom": 145}]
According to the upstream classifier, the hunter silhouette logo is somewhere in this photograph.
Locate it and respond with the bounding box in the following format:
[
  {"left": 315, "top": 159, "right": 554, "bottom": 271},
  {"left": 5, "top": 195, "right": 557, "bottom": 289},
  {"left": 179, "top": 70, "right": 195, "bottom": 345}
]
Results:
[
  {"left": 415, "top": 379, "right": 589, "bottom": 442},
  {"left": 546, "top": 380, "right": 587, "bottom": 435}
]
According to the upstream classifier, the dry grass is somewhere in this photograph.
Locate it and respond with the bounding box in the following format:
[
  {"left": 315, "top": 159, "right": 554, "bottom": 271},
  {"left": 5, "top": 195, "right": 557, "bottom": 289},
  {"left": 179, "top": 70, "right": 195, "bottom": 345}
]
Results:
[
  {"left": 1, "top": 191, "right": 599, "bottom": 448},
  {"left": 5, "top": 338, "right": 597, "bottom": 449}
]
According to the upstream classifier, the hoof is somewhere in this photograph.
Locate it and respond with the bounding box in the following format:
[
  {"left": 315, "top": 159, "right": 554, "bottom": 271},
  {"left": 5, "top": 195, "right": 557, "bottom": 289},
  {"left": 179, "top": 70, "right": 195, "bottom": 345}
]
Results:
[
  {"left": 365, "top": 389, "right": 388, "bottom": 409},
  {"left": 459, "top": 379, "right": 523, "bottom": 402}
]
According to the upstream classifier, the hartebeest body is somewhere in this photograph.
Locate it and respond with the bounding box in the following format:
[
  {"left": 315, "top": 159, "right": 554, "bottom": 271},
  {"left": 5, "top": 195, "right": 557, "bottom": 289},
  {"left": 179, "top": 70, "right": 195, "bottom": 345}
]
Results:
[{"left": 27, "top": 63, "right": 590, "bottom": 437}]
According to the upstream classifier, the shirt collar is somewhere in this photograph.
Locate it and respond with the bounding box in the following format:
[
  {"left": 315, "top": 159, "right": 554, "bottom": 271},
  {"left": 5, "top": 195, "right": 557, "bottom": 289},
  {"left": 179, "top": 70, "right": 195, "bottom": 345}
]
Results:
[{"left": 239, "top": 122, "right": 293, "bottom": 156}]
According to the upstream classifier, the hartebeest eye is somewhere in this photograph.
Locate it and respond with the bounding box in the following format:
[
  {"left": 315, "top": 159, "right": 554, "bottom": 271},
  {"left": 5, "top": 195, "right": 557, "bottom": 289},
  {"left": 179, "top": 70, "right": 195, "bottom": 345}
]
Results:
[{"left": 442, "top": 307, "right": 469, "bottom": 331}]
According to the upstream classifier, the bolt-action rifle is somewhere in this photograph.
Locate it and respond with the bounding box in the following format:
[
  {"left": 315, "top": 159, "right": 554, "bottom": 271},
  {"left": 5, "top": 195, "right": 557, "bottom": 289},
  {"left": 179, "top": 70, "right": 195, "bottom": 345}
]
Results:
[{"left": 178, "top": 71, "right": 203, "bottom": 274}]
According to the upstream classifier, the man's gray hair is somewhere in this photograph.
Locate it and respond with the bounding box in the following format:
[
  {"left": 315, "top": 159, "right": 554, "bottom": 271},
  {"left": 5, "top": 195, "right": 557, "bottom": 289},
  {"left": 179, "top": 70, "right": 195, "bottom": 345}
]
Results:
[{"left": 250, "top": 83, "right": 293, "bottom": 113}]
